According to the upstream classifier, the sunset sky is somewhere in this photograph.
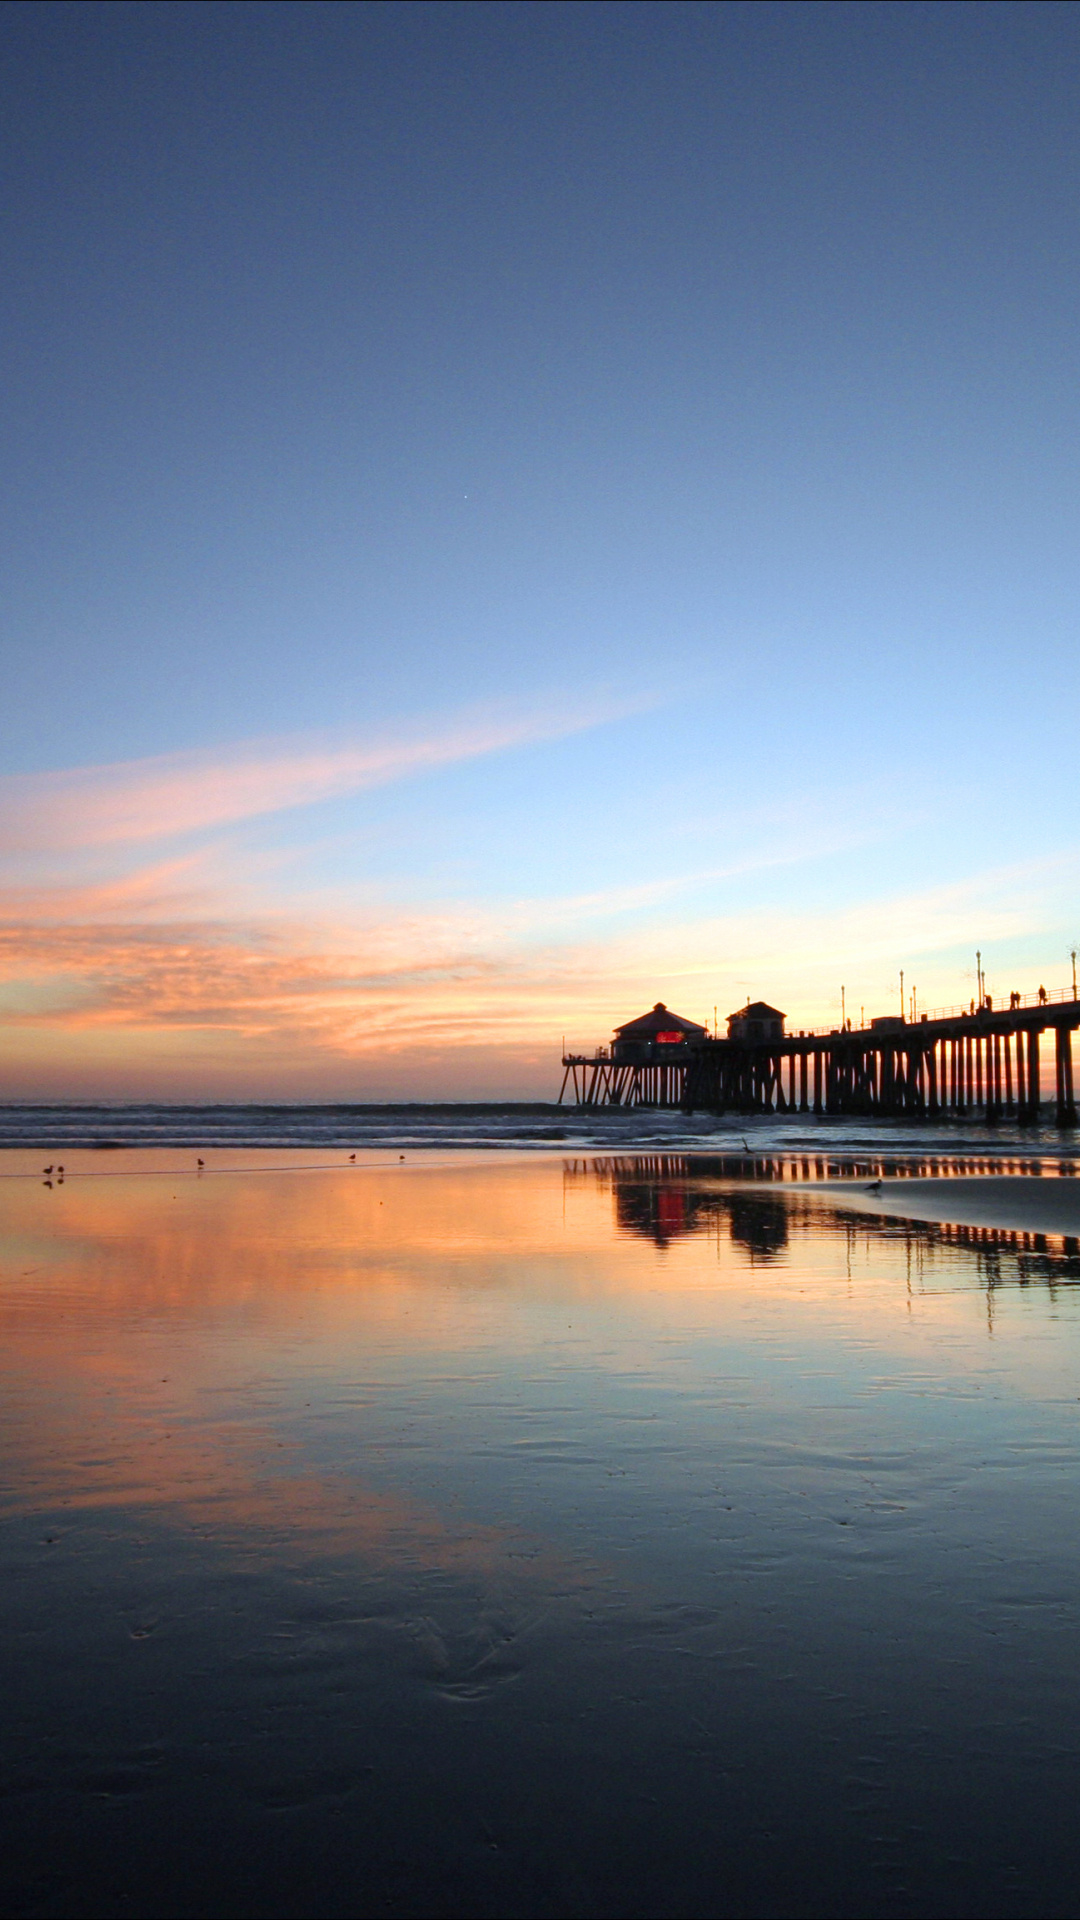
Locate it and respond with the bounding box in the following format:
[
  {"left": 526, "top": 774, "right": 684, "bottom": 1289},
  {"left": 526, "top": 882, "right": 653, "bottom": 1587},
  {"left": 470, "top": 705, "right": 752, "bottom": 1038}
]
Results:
[{"left": 3, "top": 0, "right": 1080, "bottom": 1099}]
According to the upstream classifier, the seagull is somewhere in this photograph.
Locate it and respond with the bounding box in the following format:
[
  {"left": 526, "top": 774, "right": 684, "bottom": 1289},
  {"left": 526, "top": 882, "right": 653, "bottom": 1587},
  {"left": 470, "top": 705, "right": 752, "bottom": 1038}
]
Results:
[
  {"left": 741, "top": 1138, "right": 751, "bottom": 1153},
  {"left": 349, "top": 1153, "right": 356, "bottom": 1163},
  {"left": 864, "top": 1178, "right": 882, "bottom": 1192},
  {"left": 197, "top": 1158, "right": 204, "bottom": 1170}
]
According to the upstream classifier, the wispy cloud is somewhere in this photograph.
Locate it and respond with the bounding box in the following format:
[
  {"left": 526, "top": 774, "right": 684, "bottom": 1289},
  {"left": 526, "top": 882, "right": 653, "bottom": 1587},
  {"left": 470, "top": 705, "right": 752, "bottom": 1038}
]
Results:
[
  {"left": 1, "top": 742, "right": 1077, "bottom": 1099},
  {"left": 1, "top": 847, "right": 1076, "bottom": 1049},
  {"left": 0, "top": 691, "right": 646, "bottom": 855}
]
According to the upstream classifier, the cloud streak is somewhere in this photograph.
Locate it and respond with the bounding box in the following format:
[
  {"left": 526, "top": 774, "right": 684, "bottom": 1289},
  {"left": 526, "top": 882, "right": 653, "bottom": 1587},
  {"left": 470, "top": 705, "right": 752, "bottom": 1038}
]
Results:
[
  {"left": 0, "top": 692, "right": 644, "bottom": 855},
  {"left": 2, "top": 847, "right": 1076, "bottom": 1046},
  {"left": 2, "top": 733, "right": 1077, "bottom": 1100}
]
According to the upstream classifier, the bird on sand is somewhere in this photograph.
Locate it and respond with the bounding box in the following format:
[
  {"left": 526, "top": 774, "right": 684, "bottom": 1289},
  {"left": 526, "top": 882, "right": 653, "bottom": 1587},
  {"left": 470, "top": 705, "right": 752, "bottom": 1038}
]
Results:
[
  {"left": 349, "top": 1153, "right": 356, "bottom": 1162},
  {"left": 197, "top": 1158, "right": 204, "bottom": 1170},
  {"left": 43, "top": 1165, "right": 53, "bottom": 1175},
  {"left": 864, "top": 1178, "right": 882, "bottom": 1192}
]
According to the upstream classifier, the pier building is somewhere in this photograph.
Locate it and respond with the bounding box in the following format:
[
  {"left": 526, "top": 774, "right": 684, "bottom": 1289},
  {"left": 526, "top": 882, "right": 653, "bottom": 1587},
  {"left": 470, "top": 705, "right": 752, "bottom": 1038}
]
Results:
[
  {"left": 559, "top": 986, "right": 1080, "bottom": 1126},
  {"left": 727, "top": 1001, "right": 786, "bottom": 1044},
  {"left": 561, "top": 1002, "right": 706, "bottom": 1110},
  {"left": 612, "top": 1003, "right": 707, "bottom": 1061}
]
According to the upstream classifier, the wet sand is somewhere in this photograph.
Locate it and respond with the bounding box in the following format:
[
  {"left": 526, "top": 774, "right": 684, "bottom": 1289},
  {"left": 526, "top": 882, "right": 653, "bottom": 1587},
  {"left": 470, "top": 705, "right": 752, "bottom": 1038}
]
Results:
[
  {"left": 826, "top": 1173, "right": 1080, "bottom": 1238},
  {"left": 5, "top": 1150, "right": 1080, "bottom": 1918}
]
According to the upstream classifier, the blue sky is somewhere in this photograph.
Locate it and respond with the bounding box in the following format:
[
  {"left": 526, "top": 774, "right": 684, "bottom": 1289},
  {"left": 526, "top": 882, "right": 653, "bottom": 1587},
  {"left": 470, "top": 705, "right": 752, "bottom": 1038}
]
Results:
[{"left": 2, "top": 1, "right": 1078, "bottom": 1096}]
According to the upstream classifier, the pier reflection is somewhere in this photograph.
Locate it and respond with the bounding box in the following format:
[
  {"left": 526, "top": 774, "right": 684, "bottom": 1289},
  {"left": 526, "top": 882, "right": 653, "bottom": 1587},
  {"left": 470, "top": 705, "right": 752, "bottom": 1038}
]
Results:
[
  {"left": 610, "top": 1163, "right": 790, "bottom": 1260},
  {"left": 575, "top": 1151, "right": 1080, "bottom": 1285}
]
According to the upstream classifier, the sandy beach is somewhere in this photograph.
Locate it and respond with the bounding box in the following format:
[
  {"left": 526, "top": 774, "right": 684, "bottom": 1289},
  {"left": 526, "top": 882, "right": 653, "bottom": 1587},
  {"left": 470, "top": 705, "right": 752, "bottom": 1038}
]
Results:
[
  {"left": 5, "top": 1147, "right": 1080, "bottom": 1917},
  {"left": 824, "top": 1173, "right": 1080, "bottom": 1239}
]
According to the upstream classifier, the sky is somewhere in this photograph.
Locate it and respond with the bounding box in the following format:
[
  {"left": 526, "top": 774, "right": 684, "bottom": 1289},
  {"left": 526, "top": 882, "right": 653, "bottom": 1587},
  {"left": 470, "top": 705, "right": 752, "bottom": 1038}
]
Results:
[{"left": 2, "top": 0, "right": 1079, "bottom": 1100}]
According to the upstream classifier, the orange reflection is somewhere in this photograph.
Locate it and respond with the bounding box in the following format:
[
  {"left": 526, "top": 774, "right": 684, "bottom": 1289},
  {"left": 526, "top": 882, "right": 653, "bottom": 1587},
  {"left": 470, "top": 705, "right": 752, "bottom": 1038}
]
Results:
[{"left": 3, "top": 1151, "right": 1079, "bottom": 1559}]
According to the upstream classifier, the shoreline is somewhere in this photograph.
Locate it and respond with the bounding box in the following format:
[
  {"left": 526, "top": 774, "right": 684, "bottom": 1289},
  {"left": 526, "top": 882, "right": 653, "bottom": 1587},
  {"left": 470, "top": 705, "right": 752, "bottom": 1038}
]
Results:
[
  {"left": 808, "top": 1173, "right": 1080, "bottom": 1239},
  {"left": 1, "top": 1144, "right": 1078, "bottom": 1239}
]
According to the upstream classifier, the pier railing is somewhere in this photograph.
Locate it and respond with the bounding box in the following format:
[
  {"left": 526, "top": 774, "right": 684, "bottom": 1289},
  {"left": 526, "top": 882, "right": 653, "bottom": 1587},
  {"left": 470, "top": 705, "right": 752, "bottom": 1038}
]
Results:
[
  {"left": 912, "top": 985, "right": 1079, "bottom": 1024},
  {"left": 797, "top": 986, "right": 1079, "bottom": 1038},
  {"left": 570, "top": 987, "right": 1080, "bottom": 1055},
  {"left": 568, "top": 986, "right": 1080, "bottom": 1056}
]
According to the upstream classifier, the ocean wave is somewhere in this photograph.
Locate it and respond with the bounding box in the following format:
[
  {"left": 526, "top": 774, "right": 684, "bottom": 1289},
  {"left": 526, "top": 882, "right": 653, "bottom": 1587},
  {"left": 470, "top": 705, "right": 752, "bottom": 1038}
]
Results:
[{"left": 0, "top": 1102, "right": 1070, "bottom": 1157}]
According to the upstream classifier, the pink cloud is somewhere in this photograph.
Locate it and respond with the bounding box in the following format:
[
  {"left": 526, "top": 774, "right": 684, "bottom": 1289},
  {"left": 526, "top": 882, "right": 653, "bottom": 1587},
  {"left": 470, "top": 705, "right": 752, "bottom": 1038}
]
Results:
[{"left": 0, "top": 694, "right": 640, "bottom": 854}]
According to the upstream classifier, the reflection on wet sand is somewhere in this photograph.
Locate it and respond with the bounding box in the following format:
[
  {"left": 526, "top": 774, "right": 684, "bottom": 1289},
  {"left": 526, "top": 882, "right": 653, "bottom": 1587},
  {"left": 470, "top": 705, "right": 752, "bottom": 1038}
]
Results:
[
  {"left": 5, "top": 1152, "right": 1080, "bottom": 1918},
  {"left": 606, "top": 1162, "right": 791, "bottom": 1261},
  {"left": 583, "top": 1151, "right": 1080, "bottom": 1282}
]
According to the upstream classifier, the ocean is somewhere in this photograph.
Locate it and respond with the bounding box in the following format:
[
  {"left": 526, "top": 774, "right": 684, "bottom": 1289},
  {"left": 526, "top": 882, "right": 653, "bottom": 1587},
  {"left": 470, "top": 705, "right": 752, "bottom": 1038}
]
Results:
[{"left": 0, "top": 1099, "right": 1076, "bottom": 1160}]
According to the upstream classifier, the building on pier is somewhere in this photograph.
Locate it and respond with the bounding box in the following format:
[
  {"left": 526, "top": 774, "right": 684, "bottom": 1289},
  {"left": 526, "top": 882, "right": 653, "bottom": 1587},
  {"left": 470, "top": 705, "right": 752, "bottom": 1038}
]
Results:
[
  {"left": 727, "top": 1001, "right": 786, "bottom": 1044},
  {"left": 559, "top": 1001, "right": 707, "bottom": 1109},
  {"left": 612, "top": 1003, "right": 707, "bottom": 1062}
]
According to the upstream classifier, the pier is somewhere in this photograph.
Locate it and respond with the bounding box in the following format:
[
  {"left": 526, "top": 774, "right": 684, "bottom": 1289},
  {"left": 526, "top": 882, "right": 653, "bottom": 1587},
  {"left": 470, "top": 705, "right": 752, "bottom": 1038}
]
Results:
[{"left": 560, "top": 986, "right": 1080, "bottom": 1125}]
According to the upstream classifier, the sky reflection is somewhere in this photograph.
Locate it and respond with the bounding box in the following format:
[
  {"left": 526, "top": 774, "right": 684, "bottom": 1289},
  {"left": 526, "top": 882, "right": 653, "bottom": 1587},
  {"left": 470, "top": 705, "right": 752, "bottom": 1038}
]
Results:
[
  {"left": 5, "top": 1154, "right": 1080, "bottom": 1916},
  {"left": 4, "top": 1153, "right": 1079, "bottom": 1546}
]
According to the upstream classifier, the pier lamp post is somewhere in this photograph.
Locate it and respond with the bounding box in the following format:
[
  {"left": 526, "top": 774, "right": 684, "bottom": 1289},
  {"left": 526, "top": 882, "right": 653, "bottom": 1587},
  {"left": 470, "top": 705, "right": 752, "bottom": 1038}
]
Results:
[
  {"left": 899, "top": 970, "right": 904, "bottom": 1020},
  {"left": 841, "top": 986, "right": 846, "bottom": 1030},
  {"left": 1073, "top": 951, "right": 1077, "bottom": 1000}
]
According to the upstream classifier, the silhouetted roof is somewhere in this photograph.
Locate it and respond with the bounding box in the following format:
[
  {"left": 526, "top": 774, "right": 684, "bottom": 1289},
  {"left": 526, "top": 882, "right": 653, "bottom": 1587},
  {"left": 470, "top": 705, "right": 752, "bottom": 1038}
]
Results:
[
  {"left": 727, "top": 1001, "right": 786, "bottom": 1021},
  {"left": 614, "top": 1001, "right": 708, "bottom": 1039}
]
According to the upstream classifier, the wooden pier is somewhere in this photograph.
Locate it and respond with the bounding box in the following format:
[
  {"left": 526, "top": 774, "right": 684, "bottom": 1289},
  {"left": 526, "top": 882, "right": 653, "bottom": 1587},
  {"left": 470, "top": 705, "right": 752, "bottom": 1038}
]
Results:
[
  {"left": 560, "top": 987, "right": 1080, "bottom": 1125},
  {"left": 559, "top": 1053, "right": 690, "bottom": 1110}
]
